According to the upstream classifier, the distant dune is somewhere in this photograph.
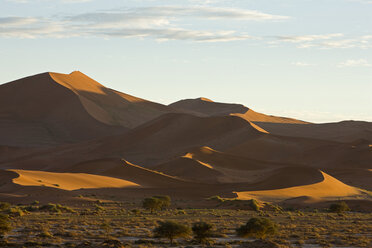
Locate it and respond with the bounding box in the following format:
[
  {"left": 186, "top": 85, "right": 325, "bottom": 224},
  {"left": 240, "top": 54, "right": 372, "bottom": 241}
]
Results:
[{"left": 170, "top": 97, "right": 308, "bottom": 124}]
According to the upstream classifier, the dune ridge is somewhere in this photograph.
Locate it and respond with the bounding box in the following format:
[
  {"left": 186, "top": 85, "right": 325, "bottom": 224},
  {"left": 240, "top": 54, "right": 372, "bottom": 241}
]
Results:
[
  {"left": 170, "top": 97, "right": 308, "bottom": 124},
  {"left": 9, "top": 169, "right": 140, "bottom": 190},
  {"left": 235, "top": 171, "right": 360, "bottom": 201}
]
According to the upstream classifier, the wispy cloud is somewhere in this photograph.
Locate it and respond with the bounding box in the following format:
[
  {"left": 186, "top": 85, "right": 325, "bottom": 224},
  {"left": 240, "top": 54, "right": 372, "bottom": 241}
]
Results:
[
  {"left": 6, "top": 0, "right": 92, "bottom": 3},
  {"left": 275, "top": 33, "right": 372, "bottom": 49},
  {"left": 0, "top": 6, "right": 286, "bottom": 42},
  {"left": 338, "top": 59, "right": 372, "bottom": 67},
  {"left": 292, "top": 62, "right": 315, "bottom": 67}
]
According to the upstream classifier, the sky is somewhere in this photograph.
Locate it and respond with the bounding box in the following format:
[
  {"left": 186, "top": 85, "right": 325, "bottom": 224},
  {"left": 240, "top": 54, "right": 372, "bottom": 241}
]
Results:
[{"left": 0, "top": 0, "right": 371, "bottom": 123}]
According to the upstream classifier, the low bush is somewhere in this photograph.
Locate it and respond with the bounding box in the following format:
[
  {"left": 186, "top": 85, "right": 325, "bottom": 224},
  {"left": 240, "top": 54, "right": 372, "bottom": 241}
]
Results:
[
  {"left": 236, "top": 217, "right": 277, "bottom": 239},
  {"left": 329, "top": 201, "right": 350, "bottom": 213}
]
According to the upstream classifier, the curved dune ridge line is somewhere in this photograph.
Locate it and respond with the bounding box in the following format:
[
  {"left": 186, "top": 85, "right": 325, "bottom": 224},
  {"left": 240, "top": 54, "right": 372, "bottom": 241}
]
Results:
[
  {"left": 153, "top": 157, "right": 223, "bottom": 183},
  {"left": 169, "top": 97, "right": 308, "bottom": 124},
  {"left": 49, "top": 71, "right": 172, "bottom": 128},
  {"left": 184, "top": 146, "right": 273, "bottom": 171},
  {"left": 235, "top": 171, "right": 361, "bottom": 201},
  {"left": 9, "top": 169, "right": 140, "bottom": 191},
  {"left": 232, "top": 109, "right": 309, "bottom": 124}
]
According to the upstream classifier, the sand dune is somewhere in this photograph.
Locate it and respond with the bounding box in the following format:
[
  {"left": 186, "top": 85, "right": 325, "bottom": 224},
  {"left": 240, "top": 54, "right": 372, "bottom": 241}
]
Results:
[
  {"left": 256, "top": 121, "right": 372, "bottom": 143},
  {"left": 153, "top": 157, "right": 223, "bottom": 183},
  {"left": 185, "top": 146, "right": 275, "bottom": 170},
  {"left": 9, "top": 169, "right": 140, "bottom": 190},
  {"left": 235, "top": 171, "right": 360, "bottom": 202},
  {"left": 0, "top": 72, "right": 127, "bottom": 146},
  {"left": 50, "top": 71, "right": 175, "bottom": 128},
  {"left": 64, "top": 158, "right": 191, "bottom": 188},
  {"left": 170, "top": 97, "right": 307, "bottom": 124},
  {"left": 0, "top": 71, "right": 370, "bottom": 205}
]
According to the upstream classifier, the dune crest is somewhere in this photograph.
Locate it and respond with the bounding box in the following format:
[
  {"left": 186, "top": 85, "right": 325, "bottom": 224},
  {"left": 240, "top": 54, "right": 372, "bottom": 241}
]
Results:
[
  {"left": 170, "top": 98, "right": 307, "bottom": 124},
  {"left": 10, "top": 169, "right": 140, "bottom": 191},
  {"left": 50, "top": 71, "right": 175, "bottom": 128},
  {"left": 235, "top": 171, "right": 360, "bottom": 201}
]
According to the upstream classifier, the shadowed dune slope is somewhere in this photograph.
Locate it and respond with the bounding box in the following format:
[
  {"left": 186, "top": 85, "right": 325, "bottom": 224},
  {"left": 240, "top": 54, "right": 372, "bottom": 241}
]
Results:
[
  {"left": 9, "top": 169, "right": 140, "bottom": 190},
  {"left": 226, "top": 134, "right": 372, "bottom": 169},
  {"left": 170, "top": 97, "right": 307, "bottom": 124},
  {"left": 255, "top": 121, "right": 372, "bottom": 143},
  {"left": 185, "top": 146, "right": 280, "bottom": 170},
  {"left": 78, "top": 113, "right": 267, "bottom": 167},
  {"left": 0, "top": 72, "right": 127, "bottom": 146},
  {"left": 153, "top": 157, "right": 224, "bottom": 183},
  {"left": 50, "top": 71, "right": 176, "bottom": 128},
  {"left": 62, "top": 158, "right": 192, "bottom": 188},
  {"left": 236, "top": 170, "right": 361, "bottom": 201},
  {"left": 0, "top": 113, "right": 267, "bottom": 171}
]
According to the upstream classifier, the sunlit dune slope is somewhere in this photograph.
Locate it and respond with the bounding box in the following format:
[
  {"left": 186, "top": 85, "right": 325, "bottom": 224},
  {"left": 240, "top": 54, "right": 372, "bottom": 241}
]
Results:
[
  {"left": 50, "top": 71, "right": 175, "bottom": 128},
  {"left": 153, "top": 157, "right": 223, "bottom": 183},
  {"left": 9, "top": 169, "right": 140, "bottom": 190},
  {"left": 64, "top": 158, "right": 192, "bottom": 188},
  {"left": 0, "top": 72, "right": 127, "bottom": 146},
  {"left": 236, "top": 170, "right": 361, "bottom": 202},
  {"left": 170, "top": 97, "right": 307, "bottom": 124},
  {"left": 185, "top": 146, "right": 278, "bottom": 170}
]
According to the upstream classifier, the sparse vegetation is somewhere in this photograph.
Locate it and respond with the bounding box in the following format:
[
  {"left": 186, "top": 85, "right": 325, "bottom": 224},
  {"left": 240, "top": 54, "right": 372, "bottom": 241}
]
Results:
[
  {"left": 0, "top": 214, "right": 11, "bottom": 238},
  {"left": 143, "top": 195, "right": 171, "bottom": 213},
  {"left": 0, "top": 200, "right": 369, "bottom": 247},
  {"left": 192, "top": 221, "right": 213, "bottom": 243},
  {"left": 142, "top": 197, "right": 162, "bottom": 213},
  {"left": 236, "top": 217, "right": 277, "bottom": 239},
  {"left": 329, "top": 201, "right": 350, "bottom": 213},
  {"left": 153, "top": 220, "right": 191, "bottom": 244}
]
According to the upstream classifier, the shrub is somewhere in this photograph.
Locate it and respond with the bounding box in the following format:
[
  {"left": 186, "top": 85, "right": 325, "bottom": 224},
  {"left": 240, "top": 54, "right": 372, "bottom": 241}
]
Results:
[
  {"left": 248, "top": 199, "right": 260, "bottom": 211},
  {"left": 236, "top": 217, "right": 277, "bottom": 239},
  {"left": 0, "top": 202, "right": 10, "bottom": 212},
  {"left": 192, "top": 221, "right": 213, "bottom": 243},
  {"left": 142, "top": 198, "right": 162, "bottom": 213},
  {"left": 8, "top": 207, "right": 27, "bottom": 217},
  {"left": 0, "top": 214, "right": 11, "bottom": 238},
  {"left": 39, "top": 203, "right": 75, "bottom": 213},
  {"left": 153, "top": 195, "right": 171, "bottom": 209},
  {"left": 153, "top": 221, "right": 191, "bottom": 244},
  {"left": 208, "top": 195, "right": 224, "bottom": 203},
  {"left": 329, "top": 201, "right": 350, "bottom": 213}
]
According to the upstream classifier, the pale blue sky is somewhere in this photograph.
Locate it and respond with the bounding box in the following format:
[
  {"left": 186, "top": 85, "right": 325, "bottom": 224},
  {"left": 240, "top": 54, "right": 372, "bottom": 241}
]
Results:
[{"left": 0, "top": 0, "right": 371, "bottom": 123}]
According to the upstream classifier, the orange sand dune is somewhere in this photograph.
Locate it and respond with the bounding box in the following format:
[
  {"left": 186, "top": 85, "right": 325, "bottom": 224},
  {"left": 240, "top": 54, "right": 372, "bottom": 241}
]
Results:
[
  {"left": 0, "top": 72, "right": 126, "bottom": 146},
  {"left": 0, "top": 113, "right": 266, "bottom": 171},
  {"left": 256, "top": 121, "right": 372, "bottom": 143},
  {"left": 9, "top": 169, "right": 140, "bottom": 190},
  {"left": 64, "top": 158, "right": 192, "bottom": 188},
  {"left": 169, "top": 97, "right": 307, "bottom": 124},
  {"left": 185, "top": 146, "right": 278, "bottom": 170},
  {"left": 153, "top": 157, "right": 223, "bottom": 183},
  {"left": 50, "top": 71, "right": 175, "bottom": 128},
  {"left": 235, "top": 171, "right": 361, "bottom": 202}
]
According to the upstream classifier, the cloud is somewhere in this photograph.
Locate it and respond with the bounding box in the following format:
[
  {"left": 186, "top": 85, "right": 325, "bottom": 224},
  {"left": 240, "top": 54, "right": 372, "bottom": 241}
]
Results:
[
  {"left": 292, "top": 62, "right": 314, "bottom": 67},
  {"left": 338, "top": 59, "right": 372, "bottom": 67},
  {"left": 6, "top": 0, "right": 92, "bottom": 3},
  {"left": 0, "top": 17, "right": 38, "bottom": 26},
  {"left": 275, "top": 33, "right": 372, "bottom": 49},
  {"left": 0, "top": 6, "right": 286, "bottom": 42},
  {"left": 277, "top": 33, "right": 343, "bottom": 43},
  {"left": 98, "top": 28, "right": 253, "bottom": 42}
]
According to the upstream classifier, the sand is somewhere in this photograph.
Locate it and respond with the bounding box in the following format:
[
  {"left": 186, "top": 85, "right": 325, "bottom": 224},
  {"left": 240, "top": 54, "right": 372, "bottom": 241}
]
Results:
[
  {"left": 10, "top": 169, "right": 140, "bottom": 191},
  {"left": 170, "top": 97, "right": 308, "bottom": 124},
  {"left": 235, "top": 171, "right": 360, "bottom": 202},
  {"left": 0, "top": 71, "right": 370, "bottom": 205}
]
